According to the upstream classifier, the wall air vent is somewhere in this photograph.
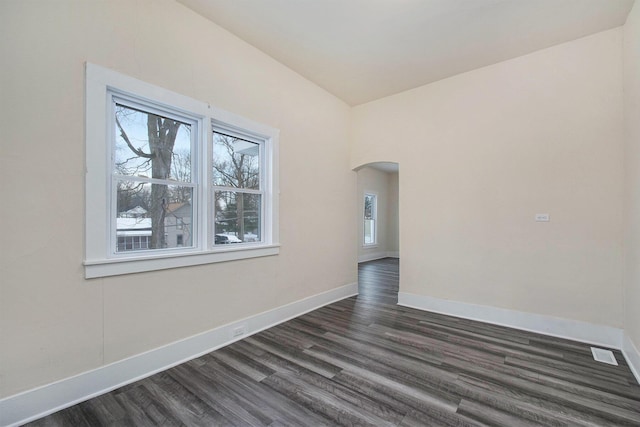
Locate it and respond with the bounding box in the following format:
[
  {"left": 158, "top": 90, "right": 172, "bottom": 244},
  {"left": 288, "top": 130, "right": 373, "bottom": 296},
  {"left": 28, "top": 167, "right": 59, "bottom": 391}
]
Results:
[{"left": 590, "top": 347, "right": 618, "bottom": 366}]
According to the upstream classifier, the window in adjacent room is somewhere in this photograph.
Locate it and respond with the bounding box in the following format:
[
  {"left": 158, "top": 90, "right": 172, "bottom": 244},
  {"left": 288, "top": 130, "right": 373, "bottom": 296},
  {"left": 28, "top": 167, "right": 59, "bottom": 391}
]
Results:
[{"left": 364, "top": 193, "right": 377, "bottom": 246}]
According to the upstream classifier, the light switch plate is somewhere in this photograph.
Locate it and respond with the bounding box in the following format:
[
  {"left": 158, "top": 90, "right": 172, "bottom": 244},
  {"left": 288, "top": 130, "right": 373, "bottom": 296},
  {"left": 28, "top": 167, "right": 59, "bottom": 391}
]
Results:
[{"left": 535, "top": 213, "right": 550, "bottom": 222}]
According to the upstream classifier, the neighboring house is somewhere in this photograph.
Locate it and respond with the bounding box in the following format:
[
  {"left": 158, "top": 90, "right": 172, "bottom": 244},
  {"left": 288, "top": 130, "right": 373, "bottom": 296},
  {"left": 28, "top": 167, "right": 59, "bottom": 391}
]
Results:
[
  {"left": 119, "top": 205, "right": 147, "bottom": 218},
  {"left": 164, "top": 202, "right": 192, "bottom": 248},
  {"left": 116, "top": 217, "right": 151, "bottom": 251},
  {"left": 116, "top": 203, "right": 192, "bottom": 251}
]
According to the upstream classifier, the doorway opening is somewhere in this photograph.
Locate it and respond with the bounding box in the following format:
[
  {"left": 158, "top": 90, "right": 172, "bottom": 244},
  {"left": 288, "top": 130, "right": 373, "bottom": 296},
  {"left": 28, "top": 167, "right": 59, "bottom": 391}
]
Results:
[{"left": 355, "top": 162, "right": 399, "bottom": 303}]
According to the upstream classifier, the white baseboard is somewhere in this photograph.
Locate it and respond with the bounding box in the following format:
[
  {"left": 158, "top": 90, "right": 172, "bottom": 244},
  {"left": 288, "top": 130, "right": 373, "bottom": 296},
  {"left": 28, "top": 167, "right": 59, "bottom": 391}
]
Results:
[
  {"left": 358, "top": 251, "right": 399, "bottom": 263},
  {"left": 398, "top": 292, "right": 624, "bottom": 349},
  {"left": 358, "top": 251, "right": 387, "bottom": 263},
  {"left": 0, "top": 283, "right": 358, "bottom": 427},
  {"left": 622, "top": 333, "right": 640, "bottom": 385}
]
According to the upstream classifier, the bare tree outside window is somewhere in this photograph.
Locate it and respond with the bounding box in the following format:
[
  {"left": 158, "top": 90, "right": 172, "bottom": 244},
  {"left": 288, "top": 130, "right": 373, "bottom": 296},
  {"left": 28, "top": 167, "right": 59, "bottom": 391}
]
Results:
[
  {"left": 114, "top": 104, "right": 193, "bottom": 251},
  {"left": 212, "top": 132, "right": 261, "bottom": 243}
]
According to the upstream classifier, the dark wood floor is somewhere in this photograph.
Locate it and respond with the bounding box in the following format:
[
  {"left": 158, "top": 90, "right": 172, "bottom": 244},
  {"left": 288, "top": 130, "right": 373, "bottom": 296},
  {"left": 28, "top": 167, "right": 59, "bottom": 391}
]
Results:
[{"left": 28, "top": 258, "right": 640, "bottom": 426}]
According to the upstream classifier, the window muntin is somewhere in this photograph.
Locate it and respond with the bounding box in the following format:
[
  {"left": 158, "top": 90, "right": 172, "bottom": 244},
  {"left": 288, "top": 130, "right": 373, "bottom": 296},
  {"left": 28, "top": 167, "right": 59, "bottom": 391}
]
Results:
[
  {"left": 364, "top": 193, "right": 377, "bottom": 246},
  {"left": 111, "top": 95, "right": 197, "bottom": 254},
  {"left": 212, "top": 130, "right": 264, "bottom": 245},
  {"left": 117, "top": 235, "right": 150, "bottom": 252}
]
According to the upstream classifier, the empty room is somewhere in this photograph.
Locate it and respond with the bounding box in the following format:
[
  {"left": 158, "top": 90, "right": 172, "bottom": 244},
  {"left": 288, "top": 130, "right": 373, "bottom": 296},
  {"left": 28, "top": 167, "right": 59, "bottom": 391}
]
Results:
[{"left": 1, "top": 0, "right": 639, "bottom": 425}]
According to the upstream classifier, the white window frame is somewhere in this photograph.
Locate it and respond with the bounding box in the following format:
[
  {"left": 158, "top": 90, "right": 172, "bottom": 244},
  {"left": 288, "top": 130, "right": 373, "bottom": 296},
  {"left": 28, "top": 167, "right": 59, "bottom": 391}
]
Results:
[
  {"left": 363, "top": 192, "right": 377, "bottom": 247},
  {"left": 85, "top": 63, "right": 279, "bottom": 278},
  {"left": 211, "top": 122, "right": 271, "bottom": 247},
  {"left": 109, "top": 92, "right": 200, "bottom": 257}
]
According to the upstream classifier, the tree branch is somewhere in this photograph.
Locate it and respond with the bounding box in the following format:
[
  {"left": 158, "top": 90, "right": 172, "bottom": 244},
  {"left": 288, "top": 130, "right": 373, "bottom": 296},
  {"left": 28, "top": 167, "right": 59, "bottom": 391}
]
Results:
[
  {"left": 212, "top": 163, "right": 239, "bottom": 187},
  {"left": 116, "top": 116, "right": 152, "bottom": 159}
]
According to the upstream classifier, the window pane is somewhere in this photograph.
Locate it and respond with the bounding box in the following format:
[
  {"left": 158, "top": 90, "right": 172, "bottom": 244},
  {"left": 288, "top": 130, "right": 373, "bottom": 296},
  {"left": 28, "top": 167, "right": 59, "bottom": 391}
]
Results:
[
  {"left": 364, "top": 194, "right": 376, "bottom": 245},
  {"left": 212, "top": 132, "right": 260, "bottom": 189},
  {"left": 214, "top": 191, "right": 261, "bottom": 244},
  {"left": 364, "top": 219, "right": 376, "bottom": 245},
  {"left": 114, "top": 103, "right": 192, "bottom": 182},
  {"left": 364, "top": 194, "right": 375, "bottom": 220},
  {"left": 116, "top": 180, "right": 193, "bottom": 251}
]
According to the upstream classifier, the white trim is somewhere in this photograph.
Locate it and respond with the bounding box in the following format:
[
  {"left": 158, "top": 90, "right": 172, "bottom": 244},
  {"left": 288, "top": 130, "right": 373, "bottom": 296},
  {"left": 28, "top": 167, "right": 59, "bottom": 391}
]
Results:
[
  {"left": 358, "top": 251, "right": 388, "bottom": 263},
  {"left": 358, "top": 251, "right": 399, "bottom": 263},
  {"left": 85, "top": 245, "right": 280, "bottom": 278},
  {"left": 0, "top": 283, "right": 358, "bottom": 427},
  {"left": 85, "top": 63, "right": 210, "bottom": 264},
  {"left": 398, "top": 292, "right": 624, "bottom": 349},
  {"left": 210, "top": 120, "right": 275, "bottom": 248},
  {"left": 622, "top": 333, "right": 640, "bottom": 384},
  {"left": 108, "top": 93, "right": 202, "bottom": 258}
]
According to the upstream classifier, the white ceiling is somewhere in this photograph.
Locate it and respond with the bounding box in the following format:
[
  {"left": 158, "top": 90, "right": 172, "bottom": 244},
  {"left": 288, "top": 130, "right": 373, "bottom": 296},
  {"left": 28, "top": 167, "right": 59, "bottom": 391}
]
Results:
[{"left": 177, "top": 0, "right": 634, "bottom": 106}]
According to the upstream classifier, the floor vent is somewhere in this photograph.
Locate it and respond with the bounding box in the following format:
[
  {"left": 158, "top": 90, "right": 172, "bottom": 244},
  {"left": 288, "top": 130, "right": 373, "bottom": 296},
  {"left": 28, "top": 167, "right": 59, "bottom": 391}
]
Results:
[{"left": 590, "top": 347, "right": 618, "bottom": 366}]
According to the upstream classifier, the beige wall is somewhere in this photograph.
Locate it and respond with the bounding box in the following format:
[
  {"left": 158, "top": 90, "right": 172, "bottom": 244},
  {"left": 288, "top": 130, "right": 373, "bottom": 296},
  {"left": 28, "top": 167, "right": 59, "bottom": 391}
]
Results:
[
  {"left": 352, "top": 29, "right": 625, "bottom": 327},
  {"left": 0, "top": 0, "right": 356, "bottom": 398},
  {"left": 624, "top": 2, "right": 640, "bottom": 351},
  {"left": 356, "top": 166, "right": 399, "bottom": 259}
]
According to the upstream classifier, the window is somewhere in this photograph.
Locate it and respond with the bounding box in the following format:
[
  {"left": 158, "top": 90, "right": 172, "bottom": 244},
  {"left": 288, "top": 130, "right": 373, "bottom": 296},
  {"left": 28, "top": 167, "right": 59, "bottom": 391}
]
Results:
[
  {"left": 85, "top": 63, "right": 279, "bottom": 278},
  {"left": 212, "top": 129, "right": 264, "bottom": 245},
  {"left": 112, "top": 97, "right": 196, "bottom": 254},
  {"left": 364, "top": 193, "right": 377, "bottom": 246}
]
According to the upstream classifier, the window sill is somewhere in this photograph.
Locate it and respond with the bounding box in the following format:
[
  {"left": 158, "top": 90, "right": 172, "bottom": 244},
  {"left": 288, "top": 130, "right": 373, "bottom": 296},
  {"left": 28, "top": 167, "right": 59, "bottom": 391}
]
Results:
[
  {"left": 84, "top": 244, "right": 280, "bottom": 279},
  {"left": 362, "top": 244, "right": 378, "bottom": 248}
]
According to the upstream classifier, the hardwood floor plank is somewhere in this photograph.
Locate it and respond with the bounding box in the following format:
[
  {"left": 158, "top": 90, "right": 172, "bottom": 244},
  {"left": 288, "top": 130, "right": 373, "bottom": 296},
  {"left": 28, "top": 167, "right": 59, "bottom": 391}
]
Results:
[
  {"left": 448, "top": 360, "right": 640, "bottom": 425},
  {"left": 262, "top": 371, "right": 401, "bottom": 426},
  {"left": 333, "top": 369, "right": 462, "bottom": 419},
  {"left": 27, "top": 258, "right": 640, "bottom": 426},
  {"left": 141, "top": 372, "right": 231, "bottom": 426},
  {"left": 399, "top": 409, "right": 486, "bottom": 427},
  {"left": 505, "top": 355, "right": 640, "bottom": 393},
  {"left": 79, "top": 392, "right": 129, "bottom": 425},
  {"left": 114, "top": 383, "right": 184, "bottom": 426},
  {"left": 455, "top": 374, "right": 617, "bottom": 426},
  {"left": 210, "top": 346, "right": 275, "bottom": 382},
  {"left": 166, "top": 364, "right": 266, "bottom": 426},
  {"left": 245, "top": 335, "right": 342, "bottom": 378},
  {"left": 457, "top": 399, "right": 541, "bottom": 427},
  {"left": 198, "top": 355, "right": 333, "bottom": 427}
]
